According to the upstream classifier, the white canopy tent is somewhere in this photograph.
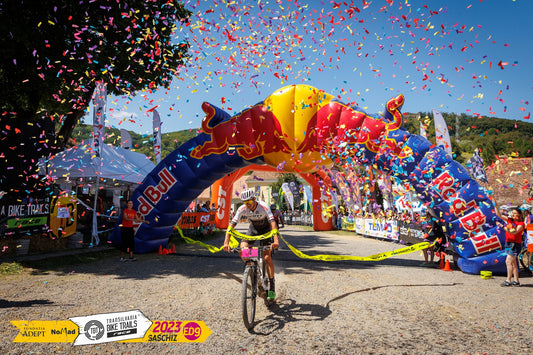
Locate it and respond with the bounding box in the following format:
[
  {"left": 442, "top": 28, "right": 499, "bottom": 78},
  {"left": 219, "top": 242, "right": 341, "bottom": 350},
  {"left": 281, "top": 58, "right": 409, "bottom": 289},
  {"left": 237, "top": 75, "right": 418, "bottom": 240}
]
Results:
[
  {"left": 44, "top": 140, "right": 156, "bottom": 245},
  {"left": 46, "top": 139, "right": 155, "bottom": 189}
]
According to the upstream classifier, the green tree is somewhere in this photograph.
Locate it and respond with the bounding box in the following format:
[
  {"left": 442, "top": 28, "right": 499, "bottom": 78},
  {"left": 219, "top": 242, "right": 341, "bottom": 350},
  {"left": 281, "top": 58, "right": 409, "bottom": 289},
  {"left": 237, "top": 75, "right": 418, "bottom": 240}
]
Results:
[{"left": 1, "top": 0, "right": 191, "bottom": 193}]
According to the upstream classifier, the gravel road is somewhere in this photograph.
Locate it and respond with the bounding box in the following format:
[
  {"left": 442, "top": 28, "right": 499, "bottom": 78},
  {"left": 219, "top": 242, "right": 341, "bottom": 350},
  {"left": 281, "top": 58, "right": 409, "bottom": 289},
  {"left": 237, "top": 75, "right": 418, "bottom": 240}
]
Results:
[{"left": 1, "top": 225, "right": 532, "bottom": 354}]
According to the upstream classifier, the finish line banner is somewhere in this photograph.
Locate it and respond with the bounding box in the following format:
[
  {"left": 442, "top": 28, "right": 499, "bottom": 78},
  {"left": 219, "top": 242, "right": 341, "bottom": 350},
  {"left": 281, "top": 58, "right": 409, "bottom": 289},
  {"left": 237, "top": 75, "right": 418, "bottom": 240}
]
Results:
[
  {"left": 175, "top": 227, "right": 431, "bottom": 262},
  {"left": 12, "top": 310, "right": 212, "bottom": 345}
]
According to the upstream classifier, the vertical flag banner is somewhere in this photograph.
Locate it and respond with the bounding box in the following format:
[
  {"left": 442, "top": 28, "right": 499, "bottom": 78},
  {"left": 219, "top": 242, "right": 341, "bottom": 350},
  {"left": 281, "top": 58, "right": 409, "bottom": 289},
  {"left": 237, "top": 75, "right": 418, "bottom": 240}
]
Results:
[
  {"left": 289, "top": 181, "right": 301, "bottom": 208},
  {"left": 419, "top": 113, "right": 427, "bottom": 139},
  {"left": 92, "top": 81, "right": 107, "bottom": 158},
  {"left": 153, "top": 109, "right": 162, "bottom": 164},
  {"left": 281, "top": 182, "right": 294, "bottom": 211},
  {"left": 120, "top": 129, "right": 132, "bottom": 150},
  {"left": 91, "top": 81, "right": 106, "bottom": 246},
  {"left": 433, "top": 109, "right": 452, "bottom": 154},
  {"left": 466, "top": 148, "right": 488, "bottom": 183}
]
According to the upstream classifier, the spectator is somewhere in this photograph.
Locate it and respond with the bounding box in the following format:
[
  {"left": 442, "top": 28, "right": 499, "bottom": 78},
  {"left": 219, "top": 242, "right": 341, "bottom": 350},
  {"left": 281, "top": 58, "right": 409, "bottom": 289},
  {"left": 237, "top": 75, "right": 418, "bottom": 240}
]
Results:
[
  {"left": 120, "top": 200, "right": 149, "bottom": 262},
  {"left": 495, "top": 205, "right": 524, "bottom": 287},
  {"left": 421, "top": 210, "right": 436, "bottom": 267}
]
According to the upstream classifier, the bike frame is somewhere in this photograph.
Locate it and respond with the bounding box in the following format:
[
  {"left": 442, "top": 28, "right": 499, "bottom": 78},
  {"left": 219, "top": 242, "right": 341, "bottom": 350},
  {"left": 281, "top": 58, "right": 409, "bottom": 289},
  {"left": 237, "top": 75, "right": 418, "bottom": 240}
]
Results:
[{"left": 231, "top": 245, "right": 272, "bottom": 330}]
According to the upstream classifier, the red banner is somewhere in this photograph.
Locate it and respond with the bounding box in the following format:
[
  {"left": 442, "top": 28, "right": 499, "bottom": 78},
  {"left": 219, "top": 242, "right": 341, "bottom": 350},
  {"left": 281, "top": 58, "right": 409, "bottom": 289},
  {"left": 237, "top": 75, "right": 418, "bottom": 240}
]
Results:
[{"left": 176, "top": 212, "right": 216, "bottom": 229}]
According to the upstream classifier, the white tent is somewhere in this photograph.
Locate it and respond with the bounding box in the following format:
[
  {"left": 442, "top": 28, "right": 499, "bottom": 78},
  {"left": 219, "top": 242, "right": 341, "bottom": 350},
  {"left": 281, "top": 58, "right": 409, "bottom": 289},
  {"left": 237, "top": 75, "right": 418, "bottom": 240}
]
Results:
[
  {"left": 46, "top": 139, "right": 155, "bottom": 189},
  {"left": 44, "top": 140, "right": 156, "bottom": 246}
]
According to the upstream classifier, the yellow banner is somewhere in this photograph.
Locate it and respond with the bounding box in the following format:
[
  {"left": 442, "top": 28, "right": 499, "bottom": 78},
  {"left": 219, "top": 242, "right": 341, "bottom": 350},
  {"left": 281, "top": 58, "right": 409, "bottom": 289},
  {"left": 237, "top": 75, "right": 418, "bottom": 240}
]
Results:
[
  {"left": 11, "top": 320, "right": 78, "bottom": 343},
  {"left": 12, "top": 320, "right": 211, "bottom": 344},
  {"left": 178, "top": 227, "right": 432, "bottom": 262},
  {"left": 122, "top": 321, "right": 212, "bottom": 343}
]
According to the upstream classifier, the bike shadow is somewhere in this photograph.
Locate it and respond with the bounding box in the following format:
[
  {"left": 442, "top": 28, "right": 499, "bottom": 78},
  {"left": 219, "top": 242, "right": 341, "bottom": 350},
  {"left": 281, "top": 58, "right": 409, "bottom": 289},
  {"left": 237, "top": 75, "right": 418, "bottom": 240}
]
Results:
[{"left": 249, "top": 298, "right": 332, "bottom": 335}]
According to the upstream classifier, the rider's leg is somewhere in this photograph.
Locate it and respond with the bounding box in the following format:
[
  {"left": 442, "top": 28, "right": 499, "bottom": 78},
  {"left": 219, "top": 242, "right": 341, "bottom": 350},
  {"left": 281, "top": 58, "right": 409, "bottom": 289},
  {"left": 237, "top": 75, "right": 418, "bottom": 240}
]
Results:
[
  {"left": 264, "top": 250, "right": 274, "bottom": 278},
  {"left": 264, "top": 250, "right": 276, "bottom": 299}
]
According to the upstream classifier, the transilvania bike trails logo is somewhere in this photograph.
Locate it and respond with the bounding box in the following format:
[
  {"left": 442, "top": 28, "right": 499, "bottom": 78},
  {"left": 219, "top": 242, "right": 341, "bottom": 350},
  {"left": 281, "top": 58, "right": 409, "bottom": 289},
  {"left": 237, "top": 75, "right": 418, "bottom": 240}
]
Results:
[{"left": 11, "top": 310, "right": 212, "bottom": 345}]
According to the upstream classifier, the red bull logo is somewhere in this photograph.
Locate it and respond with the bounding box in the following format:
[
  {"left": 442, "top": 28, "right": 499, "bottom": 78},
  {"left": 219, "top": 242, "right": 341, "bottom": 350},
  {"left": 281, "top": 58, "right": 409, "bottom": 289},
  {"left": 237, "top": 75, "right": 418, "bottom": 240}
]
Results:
[
  {"left": 190, "top": 102, "right": 291, "bottom": 161},
  {"left": 191, "top": 85, "right": 406, "bottom": 172}
]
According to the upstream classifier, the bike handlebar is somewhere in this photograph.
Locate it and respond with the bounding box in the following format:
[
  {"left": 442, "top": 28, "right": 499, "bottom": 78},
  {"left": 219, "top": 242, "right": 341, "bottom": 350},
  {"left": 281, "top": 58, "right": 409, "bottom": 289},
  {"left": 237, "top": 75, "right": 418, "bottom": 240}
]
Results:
[{"left": 230, "top": 246, "right": 272, "bottom": 253}]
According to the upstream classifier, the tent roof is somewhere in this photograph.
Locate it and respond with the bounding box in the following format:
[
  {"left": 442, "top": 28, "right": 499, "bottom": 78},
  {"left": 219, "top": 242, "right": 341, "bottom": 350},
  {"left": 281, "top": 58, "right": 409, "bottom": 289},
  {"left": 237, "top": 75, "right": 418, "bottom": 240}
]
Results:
[{"left": 46, "top": 140, "right": 155, "bottom": 188}]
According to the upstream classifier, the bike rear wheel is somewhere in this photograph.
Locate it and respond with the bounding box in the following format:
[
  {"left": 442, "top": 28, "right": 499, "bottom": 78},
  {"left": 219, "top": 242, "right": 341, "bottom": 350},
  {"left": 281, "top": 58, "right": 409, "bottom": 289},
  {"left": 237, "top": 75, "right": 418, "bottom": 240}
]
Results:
[{"left": 242, "top": 265, "right": 257, "bottom": 329}]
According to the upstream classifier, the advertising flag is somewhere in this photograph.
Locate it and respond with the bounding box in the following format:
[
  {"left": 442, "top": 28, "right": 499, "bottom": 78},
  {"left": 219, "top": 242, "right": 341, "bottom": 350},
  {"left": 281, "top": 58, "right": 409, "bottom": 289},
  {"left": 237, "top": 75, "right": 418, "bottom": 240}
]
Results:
[
  {"left": 466, "top": 148, "right": 488, "bottom": 183},
  {"left": 281, "top": 182, "right": 294, "bottom": 211},
  {"left": 120, "top": 129, "right": 132, "bottom": 150},
  {"left": 153, "top": 109, "right": 162, "bottom": 164},
  {"left": 433, "top": 109, "right": 452, "bottom": 154},
  {"left": 92, "top": 81, "right": 107, "bottom": 158},
  {"left": 419, "top": 113, "right": 427, "bottom": 139}
]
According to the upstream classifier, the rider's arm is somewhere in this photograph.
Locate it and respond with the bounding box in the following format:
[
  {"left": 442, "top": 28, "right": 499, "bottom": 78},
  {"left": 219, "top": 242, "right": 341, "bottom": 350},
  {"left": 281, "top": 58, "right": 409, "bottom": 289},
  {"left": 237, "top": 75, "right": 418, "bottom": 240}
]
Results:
[
  {"left": 223, "top": 222, "right": 236, "bottom": 252},
  {"left": 270, "top": 220, "right": 279, "bottom": 250}
]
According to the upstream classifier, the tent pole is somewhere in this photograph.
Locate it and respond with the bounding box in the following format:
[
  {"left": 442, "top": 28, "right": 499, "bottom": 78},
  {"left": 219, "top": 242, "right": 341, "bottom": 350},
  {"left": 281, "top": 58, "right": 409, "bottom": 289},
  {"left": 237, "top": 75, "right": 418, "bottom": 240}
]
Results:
[{"left": 91, "top": 177, "right": 100, "bottom": 246}]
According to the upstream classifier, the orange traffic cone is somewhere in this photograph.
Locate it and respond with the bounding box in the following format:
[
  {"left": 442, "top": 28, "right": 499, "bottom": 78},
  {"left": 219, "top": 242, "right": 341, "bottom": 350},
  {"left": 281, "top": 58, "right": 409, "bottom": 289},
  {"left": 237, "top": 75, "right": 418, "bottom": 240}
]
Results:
[
  {"left": 439, "top": 258, "right": 445, "bottom": 269},
  {"left": 443, "top": 260, "right": 452, "bottom": 271},
  {"left": 163, "top": 248, "right": 169, "bottom": 255},
  {"left": 158, "top": 245, "right": 163, "bottom": 255},
  {"left": 171, "top": 244, "right": 176, "bottom": 253}
]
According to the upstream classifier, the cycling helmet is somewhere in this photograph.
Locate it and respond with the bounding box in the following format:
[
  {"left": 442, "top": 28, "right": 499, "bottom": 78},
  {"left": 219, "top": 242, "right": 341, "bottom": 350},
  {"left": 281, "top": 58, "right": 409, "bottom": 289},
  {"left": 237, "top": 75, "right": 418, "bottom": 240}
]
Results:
[
  {"left": 240, "top": 188, "right": 256, "bottom": 202},
  {"left": 270, "top": 204, "right": 277, "bottom": 210}
]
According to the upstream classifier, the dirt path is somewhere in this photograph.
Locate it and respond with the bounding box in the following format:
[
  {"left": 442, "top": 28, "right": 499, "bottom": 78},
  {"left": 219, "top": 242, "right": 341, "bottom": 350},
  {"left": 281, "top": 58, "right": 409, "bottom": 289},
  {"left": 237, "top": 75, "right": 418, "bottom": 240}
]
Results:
[{"left": 1, "top": 226, "right": 532, "bottom": 354}]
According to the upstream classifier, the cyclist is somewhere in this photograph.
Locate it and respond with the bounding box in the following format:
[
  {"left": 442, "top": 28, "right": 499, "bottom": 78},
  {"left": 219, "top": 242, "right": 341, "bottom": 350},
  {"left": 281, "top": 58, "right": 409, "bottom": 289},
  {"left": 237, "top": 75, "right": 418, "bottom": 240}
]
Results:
[
  {"left": 223, "top": 188, "right": 280, "bottom": 301},
  {"left": 270, "top": 204, "right": 285, "bottom": 228}
]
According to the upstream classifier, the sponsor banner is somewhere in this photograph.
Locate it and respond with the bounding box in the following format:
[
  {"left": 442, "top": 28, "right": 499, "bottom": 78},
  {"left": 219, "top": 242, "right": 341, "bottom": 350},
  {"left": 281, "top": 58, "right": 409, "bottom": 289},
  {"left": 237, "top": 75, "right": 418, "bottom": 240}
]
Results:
[
  {"left": 7, "top": 216, "right": 48, "bottom": 229},
  {"left": 360, "top": 218, "right": 399, "bottom": 241},
  {"left": 11, "top": 320, "right": 78, "bottom": 343},
  {"left": 177, "top": 212, "right": 215, "bottom": 229},
  {"left": 0, "top": 194, "right": 51, "bottom": 236},
  {"left": 70, "top": 310, "right": 151, "bottom": 345},
  {"left": 49, "top": 195, "right": 77, "bottom": 239},
  {"left": 354, "top": 217, "right": 365, "bottom": 235},
  {"left": 12, "top": 312, "right": 212, "bottom": 344},
  {"left": 397, "top": 221, "right": 425, "bottom": 245}
]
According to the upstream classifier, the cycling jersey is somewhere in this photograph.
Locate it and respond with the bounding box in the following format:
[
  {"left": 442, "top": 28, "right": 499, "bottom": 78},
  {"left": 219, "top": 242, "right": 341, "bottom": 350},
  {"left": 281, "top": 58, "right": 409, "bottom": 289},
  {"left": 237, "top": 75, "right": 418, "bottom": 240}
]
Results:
[{"left": 232, "top": 200, "right": 274, "bottom": 234}]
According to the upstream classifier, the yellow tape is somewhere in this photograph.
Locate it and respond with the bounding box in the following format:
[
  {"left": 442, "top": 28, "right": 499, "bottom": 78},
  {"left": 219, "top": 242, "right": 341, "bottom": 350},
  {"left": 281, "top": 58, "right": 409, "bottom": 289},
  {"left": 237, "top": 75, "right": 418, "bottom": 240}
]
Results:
[
  {"left": 175, "top": 226, "right": 239, "bottom": 253},
  {"left": 177, "top": 227, "right": 432, "bottom": 262},
  {"left": 226, "top": 227, "right": 278, "bottom": 241}
]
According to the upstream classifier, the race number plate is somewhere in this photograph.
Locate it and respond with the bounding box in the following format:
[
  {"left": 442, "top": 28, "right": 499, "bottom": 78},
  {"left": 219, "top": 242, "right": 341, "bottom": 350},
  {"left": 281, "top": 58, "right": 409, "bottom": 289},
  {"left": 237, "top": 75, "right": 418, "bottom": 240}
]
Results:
[{"left": 242, "top": 248, "right": 259, "bottom": 258}]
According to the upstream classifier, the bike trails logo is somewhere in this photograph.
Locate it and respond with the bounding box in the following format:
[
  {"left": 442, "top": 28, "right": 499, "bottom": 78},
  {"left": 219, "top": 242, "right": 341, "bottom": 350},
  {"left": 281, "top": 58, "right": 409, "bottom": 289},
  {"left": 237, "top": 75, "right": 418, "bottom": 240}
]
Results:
[
  {"left": 70, "top": 310, "right": 152, "bottom": 345},
  {"left": 12, "top": 310, "right": 213, "bottom": 345}
]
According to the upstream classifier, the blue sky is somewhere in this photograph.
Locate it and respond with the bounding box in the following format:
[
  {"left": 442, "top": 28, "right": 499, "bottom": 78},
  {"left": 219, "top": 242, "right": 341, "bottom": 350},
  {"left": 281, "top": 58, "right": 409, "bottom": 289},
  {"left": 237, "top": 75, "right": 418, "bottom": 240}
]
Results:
[{"left": 96, "top": 0, "right": 532, "bottom": 135}]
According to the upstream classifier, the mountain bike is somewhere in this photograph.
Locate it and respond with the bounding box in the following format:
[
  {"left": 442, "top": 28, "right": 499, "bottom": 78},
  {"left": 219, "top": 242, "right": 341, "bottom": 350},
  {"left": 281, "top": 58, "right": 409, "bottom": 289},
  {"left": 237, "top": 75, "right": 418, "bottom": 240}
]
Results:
[
  {"left": 518, "top": 244, "right": 532, "bottom": 275},
  {"left": 231, "top": 245, "right": 273, "bottom": 330}
]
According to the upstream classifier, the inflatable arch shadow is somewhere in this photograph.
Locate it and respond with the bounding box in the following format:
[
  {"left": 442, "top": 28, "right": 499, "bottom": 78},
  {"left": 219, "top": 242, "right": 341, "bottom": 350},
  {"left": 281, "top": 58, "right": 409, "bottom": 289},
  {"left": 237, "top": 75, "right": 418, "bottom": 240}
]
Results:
[{"left": 110, "top": 84, "right": 507, "bottom": 275}]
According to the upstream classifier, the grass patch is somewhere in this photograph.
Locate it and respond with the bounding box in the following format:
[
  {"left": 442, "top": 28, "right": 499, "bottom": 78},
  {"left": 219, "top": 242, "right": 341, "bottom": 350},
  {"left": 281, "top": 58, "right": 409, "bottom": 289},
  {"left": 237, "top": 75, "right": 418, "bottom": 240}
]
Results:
[{"left": 0, "top": 262, "right": 25, "bottom": 275}]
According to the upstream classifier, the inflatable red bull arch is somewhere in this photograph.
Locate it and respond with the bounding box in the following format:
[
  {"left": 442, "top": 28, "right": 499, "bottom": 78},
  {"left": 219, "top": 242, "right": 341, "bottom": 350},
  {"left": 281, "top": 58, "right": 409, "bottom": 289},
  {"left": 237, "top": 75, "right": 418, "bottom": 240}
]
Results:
[{"left": 110, "top": 84, "right": 506, "bottom": 275}]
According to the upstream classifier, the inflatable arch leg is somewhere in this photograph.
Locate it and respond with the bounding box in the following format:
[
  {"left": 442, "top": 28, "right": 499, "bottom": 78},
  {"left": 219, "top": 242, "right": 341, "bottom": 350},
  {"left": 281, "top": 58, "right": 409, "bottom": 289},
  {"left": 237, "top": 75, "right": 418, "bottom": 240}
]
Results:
[{"left": 210, "top": 164, "right": 333, "bottom": 230}]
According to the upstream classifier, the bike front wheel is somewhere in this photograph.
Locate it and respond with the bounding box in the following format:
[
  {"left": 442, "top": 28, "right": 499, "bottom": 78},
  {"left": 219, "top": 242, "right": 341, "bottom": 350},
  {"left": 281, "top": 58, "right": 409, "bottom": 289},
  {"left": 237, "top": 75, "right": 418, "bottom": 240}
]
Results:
[{"left": 242, "top": 265, "right": 257, "bottom": 330}]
